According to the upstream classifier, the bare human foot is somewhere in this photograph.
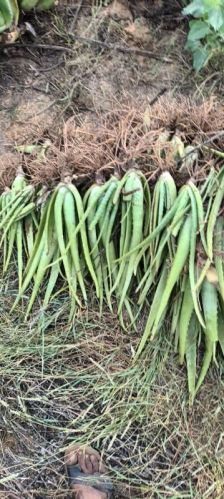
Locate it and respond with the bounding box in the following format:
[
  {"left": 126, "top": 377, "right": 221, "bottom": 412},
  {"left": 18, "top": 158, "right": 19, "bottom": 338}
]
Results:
[{"left": 65, "top": 444, "right": 111, "bottom": 499}]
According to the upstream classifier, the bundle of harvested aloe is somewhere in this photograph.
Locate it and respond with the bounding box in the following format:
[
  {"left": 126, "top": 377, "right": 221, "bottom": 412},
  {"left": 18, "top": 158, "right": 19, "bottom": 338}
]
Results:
[{"left": 1, "top": 161, "right": 224, "bottom": 402}]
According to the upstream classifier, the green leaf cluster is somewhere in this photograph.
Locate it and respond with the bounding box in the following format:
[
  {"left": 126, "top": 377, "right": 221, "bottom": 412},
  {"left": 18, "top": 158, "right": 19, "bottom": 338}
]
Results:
[{"left": 183, "top": 0, "right": 224, "bottom": 70}]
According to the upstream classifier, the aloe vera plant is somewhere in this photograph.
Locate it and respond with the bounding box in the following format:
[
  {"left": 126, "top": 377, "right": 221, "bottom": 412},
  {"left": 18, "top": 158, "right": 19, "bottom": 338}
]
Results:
[
  {"left": 0, "top": 0, "right": 19, "bottom": 33},
  {"left": 1, "top": 160, "right": 224, "bottom": 402},
  {"left": 0, "top": 0, "right": 55, "bottom": 35}
]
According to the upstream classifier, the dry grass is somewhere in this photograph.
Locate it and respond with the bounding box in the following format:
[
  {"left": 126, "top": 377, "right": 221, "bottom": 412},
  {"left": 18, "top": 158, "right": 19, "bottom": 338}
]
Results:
[
  {"left": 1, "top": 95, "right": 224, "bottom": 191},
  {"left": 0, "top": 153, "right": 21, "bottom": 192},
  {"left": 0, "top": 269, "right": 224, "bottom": 498}
]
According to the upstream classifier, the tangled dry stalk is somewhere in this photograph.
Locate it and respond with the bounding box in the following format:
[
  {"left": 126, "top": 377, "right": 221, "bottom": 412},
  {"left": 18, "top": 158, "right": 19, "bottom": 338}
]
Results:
[{"left": 1, "top": 95, "right": 224, "bottom": 192}]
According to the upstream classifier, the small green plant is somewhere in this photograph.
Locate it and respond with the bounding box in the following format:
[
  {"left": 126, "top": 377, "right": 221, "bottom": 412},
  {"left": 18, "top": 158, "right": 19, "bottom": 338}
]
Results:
[{"left": 183, "top": 0, "right": 224, "bottom": 70}]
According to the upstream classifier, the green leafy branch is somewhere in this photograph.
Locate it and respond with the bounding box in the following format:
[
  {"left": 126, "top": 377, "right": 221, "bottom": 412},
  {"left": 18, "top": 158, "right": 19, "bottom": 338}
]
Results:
[{"left": 183, "top": 0, "right": 224, "bottom": 70}]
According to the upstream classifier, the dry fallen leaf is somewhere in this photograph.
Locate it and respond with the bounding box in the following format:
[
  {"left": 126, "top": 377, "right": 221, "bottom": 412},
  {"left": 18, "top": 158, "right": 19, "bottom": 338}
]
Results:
[
  {"left": 103, "top": 0, "right": 133, "bottom": 22},
  {"left": 124, "top": 18, "right": 152, "bottom": 44}
]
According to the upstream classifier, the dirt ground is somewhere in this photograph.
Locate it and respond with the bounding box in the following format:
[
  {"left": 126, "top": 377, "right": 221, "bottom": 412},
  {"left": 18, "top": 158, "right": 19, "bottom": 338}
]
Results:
[{"left": 0, "top": 1, "right": 224, "bottom": 498}]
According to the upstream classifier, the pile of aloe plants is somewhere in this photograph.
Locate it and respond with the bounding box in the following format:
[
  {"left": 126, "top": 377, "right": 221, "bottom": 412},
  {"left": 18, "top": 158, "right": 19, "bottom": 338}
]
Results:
[{"left": 0, "top": 159, "right": 224, "bottom": 402}]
